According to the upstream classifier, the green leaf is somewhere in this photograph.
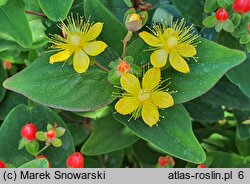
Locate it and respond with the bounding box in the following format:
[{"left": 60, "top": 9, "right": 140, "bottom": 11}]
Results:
[
  {"left": 114, "top": 105, "right": 206, "bottom": 163},
  {"left": 81, "top": 114, "right": 139, "bottom": 155},
  {"left": 104, "top": 150, "right": 124, "bottom": 168},
  {"left": 38, "top": 0, "right": 73, "bottom": 21},
  {"left": 0, "top": 0, "right": 8, "bottom": 6},
  {"left": 36, "top": 131, "right": 47, "bottom": 141},
  {"left": 0, "top": 91, "right": 27, "bottom": 120},
  {"left": 223, "top": 20, "right": 234, "bottom": 32},
  {"left": 231, "top": 13, "right": 241, "bottom": 28},
  {"left": 203, "top": 16, "right": 217, "bottom": 28},
  {"left": 123, "top": 0, "right": 132, "bottom": 7},
  {"left": 206, "top": 151, "right": 250, "bottom": 167},
  {"left": 240, "top": 34, "right": 250, "bottom": 44},
  {"left": 0, "top": 0, "right": 32, "bottom": 48},
  {"left": 3, "top": 54, "right": 118, "bottom": 112},
  {"left": 217, "top": 0, "right": 227, "bottom": 7},
  {"left": 55, "top": 127, "right": 66, "bottom": 137},
  {"left": 19, "top": 159, "right": 49, "bottom": 168},
  {"left": 204, "top": 0, "right": 218, "bottom": 13},
  {"left": 172, "top": 0, "right": 204, "bottom": 26},
  {"left": 18, "top": 138, "right": 27, "bottom": 150},
  {"left": 84, "top": 0, "right": 127, "bottom": 54},
  {"left": 200, "top": 77, "right": 250, "bottom": 111},
  {"left": 127, "top": 38, "right": 246, "bottom": 104},
  {"left": 233, "top": 110, "right": 250, "bottom": 140},
  {"left": 76, "top": 106, "right": 111, "bottom": 120},
  {"left": 52, "top": 138, "right": 62, "bottom": 147},
  {"left": 0, "top": 104, "right": 75, "bottom": 167},
  {"left": 217, "top": 33, "right": 250, "bottom": 98},
  {"left": 0, "top": 62, "right": 7, "bottom": 102},
  {"left": 25, "top": 141, "right": 39, "bottom": 156},
  {"left": 236, "top": 135, "right": 250, "bottom": 156},
  {"left": 47, "top": 124, "right": 53, "bottom": 131},
  {"left": 185, "top": 97, "right": 224, "bottom": 123},
  {"left": 67, "top": 123, "right": 89, "bottom": 146}
]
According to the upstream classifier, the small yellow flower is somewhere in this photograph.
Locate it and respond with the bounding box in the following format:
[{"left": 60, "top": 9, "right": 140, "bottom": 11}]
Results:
[
  {"left": 49, "top": 15, "right": 107, "bottom": 73},
  {"left": 139, "top": 19, "right": 199, "bottom": 73},
  {"left": 115, "top": 68, "right": 174, "bottom": 127}
]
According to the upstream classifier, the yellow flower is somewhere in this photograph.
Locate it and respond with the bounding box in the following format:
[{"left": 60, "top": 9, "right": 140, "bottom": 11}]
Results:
[
  {"left": 139, "top": 19, "right": 199, "bottom": 73},
  {"left": 49, "top": 16, "right": 107, "bottom": 73},
  {"left": 115, "top": 68, "right": 174, "bottom": 127}
]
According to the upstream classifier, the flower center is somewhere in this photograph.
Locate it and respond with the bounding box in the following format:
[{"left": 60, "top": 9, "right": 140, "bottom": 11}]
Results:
[
  {"left": 69, "top": 34, "right": 82, "bottom": 47},
  {"left": 167, "top": 36, "right": 178, "bottom": 48},
  {"left": 138, "top": 90, "right": 150, "bottom": 101}
]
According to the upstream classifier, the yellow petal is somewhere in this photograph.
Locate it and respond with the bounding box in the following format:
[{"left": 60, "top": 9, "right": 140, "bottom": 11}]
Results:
[
  {"left": 151, "top": 91, "right": 174, "bottom": 108},
  {"left": 139, "top": 31, "right": 162, "bottom": 47},
  {"left": 142, "top": 101, "right": 159, "bottom": 127},
  {"left": 73, "top": 50, "right": 90, "bottom": 73},
  {"left": 177, "top": 43, "right": 197, "bottom": 57},
  {"left": 169, "top": 52, "right": 190, "bottom": 73},
  {"left": 142, "top": 68, "right": 161, "bottom": 92},
  {"left": 150, "top": 49, "right": 168, "bottom": 68},
  {"left": 86, "top": 22, "right": 103, "bottom": 41},
  {"left": 84, "top": 41, "right": 107, "bottom": 56},
  {"left": 49, "top": 50, "right": 71, "bottom": 64},
  {"left": 115, "top": 97, "right": 139, "bottom": 115},
  {"left": 120, "top": 73, "right": 141, "bottom": 96}
]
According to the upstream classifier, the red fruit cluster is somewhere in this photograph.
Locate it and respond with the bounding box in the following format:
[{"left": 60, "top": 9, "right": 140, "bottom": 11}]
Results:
[
  {"left": 36, "top": 155, "right": 51, "bottom": 168},
  {"left": 66, "top": 152, "right": 84, "bottom": 168},
  {"left": 232, "top": 0, "right": 250, "bottom": 14},
  {"left": 118, "top": 61, "right": 131, "bottom": 74},
  {"left": 158, "top": 156, "right": 175, "bottom": 167},
  {"left": 215, "top": 8, "right": 229, "bottom": 22},
  {"left": 46, "top": 130, "right": 56, "bottom": 139},
  {"left": 0, "top": 160, "right": 6, "bottom": 168},
  {"left": 197, "top": 164, "right": 207, "bottom": 168},
  {"left": 21, "top": 123, "right": 37, "bottom": 141}
]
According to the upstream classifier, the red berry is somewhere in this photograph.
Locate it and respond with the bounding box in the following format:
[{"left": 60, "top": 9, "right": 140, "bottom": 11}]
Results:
[
  {"left": 3, "top": 61, "right": 12, "bottom": 70},
  {"left": 66, "top": 152, "right": 84, "bottom": 168},
  {"left": 0, "top": 160, "right": 6, "bottom": 168},
  {"left": 36, "top": 155, "right": 51, "bottom": 168},
  {"left": 197, "top": 164, "right": 207, "bottom": 168},
  {"left": 118, "top": 61, "right": 131, "bottom": 74},
  {"left": 215, "top": 8, "right": 229, "bottom": 22},
  {"left": 233, "top": 0, "right": 250, "bottom": 14},
  {"left": 21, "top": 123, "right": 37, "bottom": 141},
  {"left": 46, "top": 130, "right": 56, "bottom": 139},
  {"left": 158, "top": 156, "right": 175, "bottom": 167}
]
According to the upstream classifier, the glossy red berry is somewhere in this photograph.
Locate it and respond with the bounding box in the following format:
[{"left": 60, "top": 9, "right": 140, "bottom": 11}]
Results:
[
  {"left": 215, "top": 8, "right": 229, "bottom": 22},
  {"left": 66, "top": 152, "right": 84, "bottom": 168},
  {"left": 46, "top": 130, "right": 56, "bottom": 139},
  {"left": 0, "top": 160, "right": 6, "bottom": 168},
  {"left": 21, "top": 123, "right": 37, "bottom": 141},
  {"left": 232, "top": 0, "right": 250, "bottom": 14},
  {"left": 118, "top": 61, "right": 131, "bottom": 74},
  {"left": 197, "top": 164, "right": 207, "bottom": 168},
  {"left": 36, "top": 155, "right": 51, "bottom": 168},
  {"left": 158, "top": 156, "right": 175, "bottom": 167}
]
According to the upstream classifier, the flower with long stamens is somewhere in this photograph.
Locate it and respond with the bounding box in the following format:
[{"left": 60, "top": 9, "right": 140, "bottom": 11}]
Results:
[
  {"left": 139, "top": 19, "right": 199, "bottom": 73},
  {"left": 49, "top": 15, "right": 107, "bottom": 73},
  {"left": 115, "top": 68, "right": 174, "bottom": 127}
]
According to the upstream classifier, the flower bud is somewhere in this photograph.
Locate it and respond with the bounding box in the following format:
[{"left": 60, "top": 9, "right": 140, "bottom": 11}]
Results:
[{"left": 125, "top": 13, "right": 143, "bottom": 32}]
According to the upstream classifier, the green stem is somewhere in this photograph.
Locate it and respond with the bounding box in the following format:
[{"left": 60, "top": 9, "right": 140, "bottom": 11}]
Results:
[
  {"left": 35, "top": 145, "right": 50, "bottom": 157},
  {"left": 122, "top": 31, "right": 133, "bottom": 58}
]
